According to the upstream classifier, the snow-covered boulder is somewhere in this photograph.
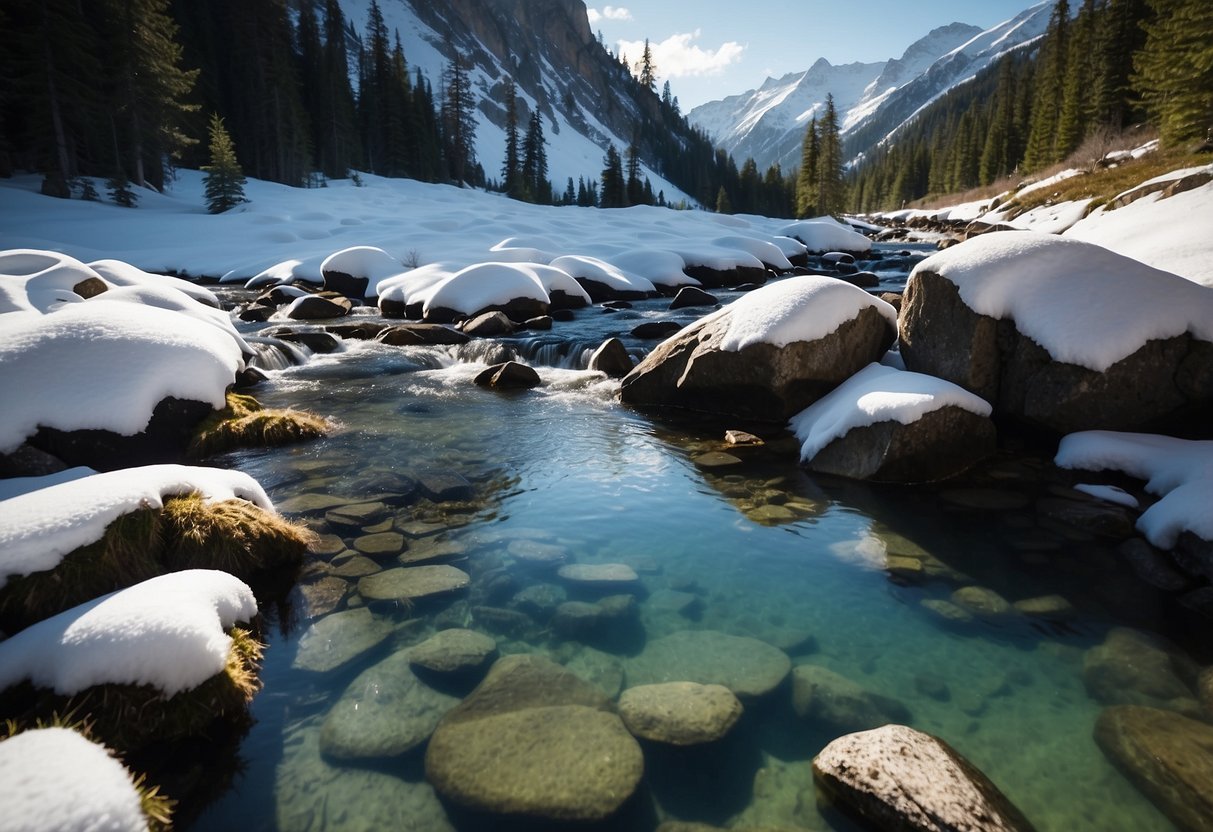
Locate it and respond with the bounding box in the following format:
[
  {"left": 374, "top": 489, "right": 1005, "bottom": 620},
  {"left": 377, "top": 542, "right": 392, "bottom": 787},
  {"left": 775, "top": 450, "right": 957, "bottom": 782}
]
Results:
[
  {"left": 0, "top": 570, "right": 262, "bottom": 747},
  {"left": 377, "top": 263, "right": 457, "bottom": 318},
  {"left": 88, "top": 257, "right": 219, "bottom": 307},
  {"left": 621, "top": 276, "right": 897, "bottom": 421},
  {"left": 0, "top": 301, "right": 243, "bottom": 469},
  {"left": 790, "top": 363, "right": 995, "bottom": 482},
  {"left": 606, "top": 250, "right": 698, "bottom": 291},
  {"left": 321, "top": 245, "right": 404, "bottom": 300},
  {"left": 0, "top": 249, "right": 109, "bottom": 313},
  {"left": 669, "top": 245, "right": 769, "bottom": 289},
  {"left": 900, "top": 232, "right": 1213, "bottom": 435},
  {"left": 548, "top": 255, "right": 658, "bottom": 301},
  {"left": 423, "top": 262, "right": 550, "bottom": 323},
  {"left": 779, "top": 217, "right": 873, "bottom": 255},
  {"left": 0, "top": 727, "right": 160, "bottom": 832},
  {"left": 515, "top": 263, "right": 591, "bottom": 309}
]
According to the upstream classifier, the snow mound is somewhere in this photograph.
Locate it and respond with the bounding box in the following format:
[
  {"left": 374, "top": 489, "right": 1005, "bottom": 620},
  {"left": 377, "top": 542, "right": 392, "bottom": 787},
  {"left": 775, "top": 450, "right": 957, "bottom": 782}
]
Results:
[
  {"left": 424, "top": 262, "right": 549, "bottom": 317},
  {"left": 244, "top": 256, "right": 326, "bottom": 289},
  {"left": 1056, "top": 431, "right": 1213, "bottom": 546},
  {"left": 376, "top": 262, "right": 458, "bottom": 308},
  {"left": 605, "top": 250, "right": 696, "bottom": 288},
  {"left": 790, "top": 362, "right": 992, "bottom": 460},
  {"left": 84, "top": 283, "right": 250, "bottom": 353},
  {"left": 0, "top": 727, "right": 147, "bottom": 832},
  {"left": 911, "top": 232, "right": 1213, "bottom": 371},
  {"left": 0, "top": 569, "right": 258, "bottom": 696},
  {"left": 778, "top": 217, "right": 872, "bottom": 253},
  {"left": 711, "top": 235, "right": 793, "bottom": 270},
  {"left": 321, "top": 246, "right": 405, "bottom": 284},
  {"left": 88, "top": 257, "right": 218, "bottom": 307},
  {"left": 0, "top": 249, "right": 105, "bottom": 313},
  {"left": 718, "top": 275, "right": 897, "bottom": 352},
  {"left": 516, "top": 263, "right": 592, "bottom": 304},
  {"left": 0, "top": 302, "right": 242, "bottom": 452},
  {"left": 548, "top": 255, "right": 657, "bottom": 294},
  {"left": 1073, "top": 483, "right": 1139, "bottom": 509},
  {"left": 0, "top": 464, "right": 272, "bottom": 589},
  {"left": 668, "top": 244, "right": 766, "bottom": 272},
  {"left": 0, "top": 467, "right": 96, "bottom": 501}
]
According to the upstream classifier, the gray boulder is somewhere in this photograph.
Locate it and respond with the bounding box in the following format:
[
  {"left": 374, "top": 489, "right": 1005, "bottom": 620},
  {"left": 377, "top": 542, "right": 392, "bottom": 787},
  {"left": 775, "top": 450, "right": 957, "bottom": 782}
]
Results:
[
  {"left": 588, "top": 337, "right": 634, "bottom": 378},
  {"left": 618, "top": 682, "right": 743, "bottom": 745},
  {"left": 287, "top": 295, "right": 353, "bottom": 320},
  {"left": 621, "top": 285, "right": 895, "bottom": 422},
  {"left": 813, "top": 724, "right": 1036, "bottom": 832},
  {"left": 474, "top": 361, "right": 541, "bottom": 390},
  {"left": 900, "top": 268, "right": 1213, "bottom": 435}
]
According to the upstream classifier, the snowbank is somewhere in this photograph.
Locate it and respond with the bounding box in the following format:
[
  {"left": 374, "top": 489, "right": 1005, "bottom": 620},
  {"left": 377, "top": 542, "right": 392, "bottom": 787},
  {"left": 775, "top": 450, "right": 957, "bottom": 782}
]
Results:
[
  {"left": 1056, "top": 431, "right": 1213, "bottom": 546},
  {"left": 0, "top": 569, "right": 258, "bottom": 696},
  {"left": 605, "top": 250, "right": 696, "bottom": 289},
  {"left": 375, "top": 262, "right": 458, "bottom": 309},
  {"left": 911, "top": 232, "right": 1213, "bottom": 372},
  {"left": 0, "top": 464, "right": 272, "bottom": 588},
  {"left": 516, "top": 263, "right": 592, "bottom": 305},
  {"left": 0, "top": 302, "right": 243, "bottom": 452},
  {"left": 0, "top": 249, "right": 105, "bottom": 314},
  {"left": 88, "top": 257, "right": 218, "bottom": 306},
  {"left": 778, "top": 217, "right": 872, "bottom": 253},
  {"left": 0, "top": 467, "right": 96, "bottom": 501},
  {"left": 548, "top": 255, "right": 657, "bottom": 295},
  {"left": 790, "top": 363, "right": 992, "bottom": 460},
  {"left": 0, "top": 727, "right": 148, "bottom": 832},
  {"left": 718, "top": 275, "right": 897, "bottom": 352},
  {"left": 424, "top": 262, "right": 549, "bottom": 317}
]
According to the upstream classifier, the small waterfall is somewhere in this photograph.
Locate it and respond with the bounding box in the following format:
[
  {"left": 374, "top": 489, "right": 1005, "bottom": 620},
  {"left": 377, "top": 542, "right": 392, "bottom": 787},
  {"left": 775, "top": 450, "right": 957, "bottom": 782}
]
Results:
[{"left": 246, "top": 336, "right": 312, "bottom": 371}]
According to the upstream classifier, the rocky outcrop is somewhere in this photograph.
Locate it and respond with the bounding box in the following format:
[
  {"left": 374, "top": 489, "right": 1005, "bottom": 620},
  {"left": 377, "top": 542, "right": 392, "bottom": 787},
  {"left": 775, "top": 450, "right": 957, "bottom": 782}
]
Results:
[
  {"left": 900, "top": 269, "right": 1213, "bottom": 434},
  {"left": 814, "top": 724, "right": 1036, "bottom": 832},
  {"left": 1094, "top": 706, "right": 1213, "bottom": 832},
  {"left": 424, "top": 654, "right": 643, "bottom": 821},
  {"left": 803, "top": 405, "right": 996, "bottom": 483},
  {"left": 621, "top": 297, "right": 895, "bottom": 422}
]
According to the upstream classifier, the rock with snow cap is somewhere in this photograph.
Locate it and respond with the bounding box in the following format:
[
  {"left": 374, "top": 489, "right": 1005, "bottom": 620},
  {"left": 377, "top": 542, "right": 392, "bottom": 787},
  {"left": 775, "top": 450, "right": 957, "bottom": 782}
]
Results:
[{"left": 621, "top": 276, "right": 897, "bottom": 422}]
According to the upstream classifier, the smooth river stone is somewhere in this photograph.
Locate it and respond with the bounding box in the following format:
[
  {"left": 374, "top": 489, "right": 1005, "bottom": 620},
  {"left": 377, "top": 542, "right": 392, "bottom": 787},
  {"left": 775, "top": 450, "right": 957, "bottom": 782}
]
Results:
[
  {"left": 309, "top": 532, "right": 346, "bottom": 557},
  {"left": 557, "top": 563, "right": 639, "bottom": 585},
  {"left": 951, "top": 586, "right": 1015, "bottom": 619},
  {"left": 408, "top": 628, "right": 497, "bottom": 674},
  {"left": 618, "top": 682, "right": 743, "bottom": 745},
  {"left": 353, "top": 531, "right": 405, "bottom": 557},
  {"left": 813, "top": 724, "right": 1036, "bottom": 832},
  {"left": 320, "top": 650, "right": 459, "bottom": 760},
  {"left": 293, "top": 607, "right": 393, "bottom": 673},
  {"left": 792, "top": 665, "right": 911, "bottom": 734},
  {"left": 508, "top": 538, "right": 568, "bottom": 565},
  {"left": 626, "top": 630, "right": 791, "bottom": 698},
  {"left": 399, "top": 539, "right": 467, "bottom": 565},
  {"left": 358, "top": 565, "right": 470, "bottom": 602},
  {"left": 1094, "top": 705, "right": 1213, "bottom": 832},
  {"left": 277, "top": 492, "right": 349, "bottom": 514},
  {"left": 296, "top": 576, "right": 348, "bottom": 620},
  {"left": 325, "top": 501, "right": 390, "bottom": 529},
  {"left": 329, "top": 553, "right": 381, "bottom": 578}
]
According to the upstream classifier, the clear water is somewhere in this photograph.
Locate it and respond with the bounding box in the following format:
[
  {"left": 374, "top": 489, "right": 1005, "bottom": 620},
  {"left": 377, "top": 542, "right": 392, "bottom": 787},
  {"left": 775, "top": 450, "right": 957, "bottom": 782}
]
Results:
[{"left": 187, "top": 254, "right": 1194, "bottom": 831}]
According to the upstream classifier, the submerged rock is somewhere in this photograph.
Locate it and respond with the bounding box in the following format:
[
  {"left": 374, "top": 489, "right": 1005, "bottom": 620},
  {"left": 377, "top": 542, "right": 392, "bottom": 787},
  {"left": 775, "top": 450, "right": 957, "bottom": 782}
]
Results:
[
  {"left": 1094, "top": 705, "right": 1213, "bottom": 832},
  {"left": 618, "top": 682, "right": 742, "bottom": 745},
  {"left": 1083, "top": 627, "right": 1200, "bottom": 713},
  {"left": 358, "top": 565, "right": 470, "bottom": 604},
  {"left": 556, "top": 562, "right": 639, "bottom": 586},
  {"left": 424, "top": 654, "right": 643, "bottom": 821},
  {"left": 408, "top": 628, "right": 497, "bottom": 675},
  {"left": 813, "top": 724, "right": 1037, "bottom": 832},
  {"left": 626, "top": 630, "right": 790, "bottom": 698},
  {"left": 320, "top": 650, "right": 459, "bottom": 760},
  {"left": 791, "top": 665, "right": 911, "bottom": 734},
  {"left": 293, "top": 607, "right": 393, "bottom": 673}
]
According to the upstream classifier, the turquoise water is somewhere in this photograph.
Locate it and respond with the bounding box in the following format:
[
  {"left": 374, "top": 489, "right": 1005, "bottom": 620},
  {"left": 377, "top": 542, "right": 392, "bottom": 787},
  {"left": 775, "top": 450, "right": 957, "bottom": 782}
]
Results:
[{"left": 186, "top": 268, "right": 1194, "bottom": 831}]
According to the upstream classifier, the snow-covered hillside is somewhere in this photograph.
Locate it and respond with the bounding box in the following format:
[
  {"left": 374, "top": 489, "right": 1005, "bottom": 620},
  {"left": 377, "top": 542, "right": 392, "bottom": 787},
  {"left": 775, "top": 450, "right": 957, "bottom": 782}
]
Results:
[
  {"left": 338, "top": 0, "right": 688, "bottom": 201},
  {"left": 689, "top": 3, "right": 1055, "bottom": 171}
]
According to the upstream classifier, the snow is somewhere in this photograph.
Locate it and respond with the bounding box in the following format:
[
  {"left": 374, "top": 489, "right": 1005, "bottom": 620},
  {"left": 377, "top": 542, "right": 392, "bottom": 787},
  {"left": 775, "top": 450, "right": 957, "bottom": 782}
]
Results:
[
  {"left": 778, "top": 217, "right": 872, "bottom": 253},
  {"left": 910, "top": 231, "right": 1213, "bottom": 372},
  {"left": 0, "top": 464, "right": 272, "bottom": 589},
  {"left": 88, "top": 257, "right": 218, "bottom": 306},
  {"left": 0, "top": 569, "right": 258, "bottom": 696},
  {"left": 423, "top": 262, "right": 549, "bottom": 317},
  {"left": 83, "top": 283, "right": 251, "bottom": 353},
  {"left": 1015, "top": 168, "right": 1086, "bottom": 198},
  {"left": 321, "top": 245, "right": 405, "bottom": 286},
  {"left": 985, "top": 199, "right": 1092, "bottom": 235},
  {"left": 1073, "top": 483, "right": 1139, "bottom": 509},
  {"left": 0, "top": 249, "right": 107, "bottom": 314},
  {"left": 1056, "top": 431, "right": 1213, "bottom": 546},
  {"left": 548, "top": 254, "right": 657, "bottom": 295},
  {"left": 711, "top": 235, "right": 793, "bottom": 270},
  {"left": 1065, "top": 177, "right": 1213, "bottom": 287},
  {"left": 717, "top": 275, "right": 897, "bottom": 352},
  {"left": 789, "top": 362, "right": 992, "bottom": 460},
  {"left": 0, "top": 301, "right": 243, "bottom": 452},
  {"left": 375, "top": 262, "right": 458, "bottom": 309},
  {"left": 0, "top": 467, "right": 97, "bottom": 501},
  {"left": 0, "top": 727, "right": 148, "bottom": 832},
  {"left": 515, "top": 263, "right": 592, "bottom": 305},
  {"left": 605, "top": 250, "right": 698, "bottom": 288}
]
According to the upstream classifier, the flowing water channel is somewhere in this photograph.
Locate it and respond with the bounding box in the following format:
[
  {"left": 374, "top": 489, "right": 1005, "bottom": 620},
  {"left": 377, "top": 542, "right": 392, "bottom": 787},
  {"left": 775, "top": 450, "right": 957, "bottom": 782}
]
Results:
[{"left": 187, "top": 247, "right": 1198, "bottom": 831}]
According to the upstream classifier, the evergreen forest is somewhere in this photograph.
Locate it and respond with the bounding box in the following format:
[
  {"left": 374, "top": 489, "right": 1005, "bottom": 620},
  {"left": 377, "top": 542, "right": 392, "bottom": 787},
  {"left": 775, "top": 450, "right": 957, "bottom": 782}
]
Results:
[{"left": 0, "top": 0, "right": 1207, "bottom": 216}]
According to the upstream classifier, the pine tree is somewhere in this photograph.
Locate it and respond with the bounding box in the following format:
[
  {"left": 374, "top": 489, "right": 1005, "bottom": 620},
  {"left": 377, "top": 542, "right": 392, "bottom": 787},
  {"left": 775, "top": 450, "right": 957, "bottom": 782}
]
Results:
[
  {"left": 563, "top": 177, "right": 576, "bottom": 205},
  {"left": 638, "top": 39, "right": 657, "bottom": 91},
  {"left": 796, "top": 116, "right": 819, "bottom": 217},
  {"left": 1023, "top": 0, "right": 1071, "bottom": 170},
  {"left": 625, "top": 141, "right": 644, "bottom": 205},
  {"left": 816, "top": 94, "right": 845, "bottom": 216},
  {"left": 202, "top": 114, "right": 247, "bottom": 213},
  {"left": 1093, "top": 0, "right": 1148, "bottom": 130},
  {"left": 107, "top": 172, "right": 138, "bottom": 207},
  {"left": 600, "top": 144, "right": 625, "bottom": 207},
  {"left": 522, "top": 110, "right": 548, "bottom": 202},
  {"left": 1056, "top": 0, "right": 1097, "bottom": 159},
  {"left": 1133, "top": 0, "right": 1213, "bottom": 146},
  {"left": 440, "top": 47, "right": 477, "bottom": 183},
  {"left": 101, "top": 0, "right": 199, "bottom": 189},
  {"left": 501, "top": 77, "right": 522, "bottom": 197},
  {"left": 715, "top": 185, "right": 732, "bottom": 214},
  {"left": 319, "top": 0, "right": 359, "bottom": 177}
]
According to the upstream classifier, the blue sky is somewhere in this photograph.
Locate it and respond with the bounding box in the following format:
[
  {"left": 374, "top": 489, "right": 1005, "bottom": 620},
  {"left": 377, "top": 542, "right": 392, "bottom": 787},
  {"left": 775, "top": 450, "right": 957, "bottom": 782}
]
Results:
[{"left": 588, "top": 1, "right": 1045, "bottom": 110}]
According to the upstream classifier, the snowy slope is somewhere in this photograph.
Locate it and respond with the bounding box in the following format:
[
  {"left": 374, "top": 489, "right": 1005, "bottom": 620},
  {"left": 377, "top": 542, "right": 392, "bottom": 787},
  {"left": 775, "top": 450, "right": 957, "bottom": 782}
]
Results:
[
  {"left": 338, "top": 0, "right": 689, "bottom": 202},
  {"left": 689, "top": 3, "right": 1054, "bottom": 171}
]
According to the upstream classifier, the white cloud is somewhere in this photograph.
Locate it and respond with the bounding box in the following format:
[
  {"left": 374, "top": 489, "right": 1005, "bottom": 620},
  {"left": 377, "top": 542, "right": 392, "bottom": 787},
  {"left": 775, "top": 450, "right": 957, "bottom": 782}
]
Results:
[
  {"left": 587, "top": 6, "right": 633, "bottom": 24},
  {"left": 617, "top": 30, "right": 744, "bottom": 79}
]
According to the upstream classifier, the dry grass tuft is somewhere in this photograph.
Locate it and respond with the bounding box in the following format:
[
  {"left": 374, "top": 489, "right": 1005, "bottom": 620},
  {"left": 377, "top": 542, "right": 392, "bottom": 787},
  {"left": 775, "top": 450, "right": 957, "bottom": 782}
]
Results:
[
  {"left": 189, "top": 392, "right": 331, "bottom": 459},
  {"left": 160, "top": 494, "right": 314, "bottom": 577}
]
